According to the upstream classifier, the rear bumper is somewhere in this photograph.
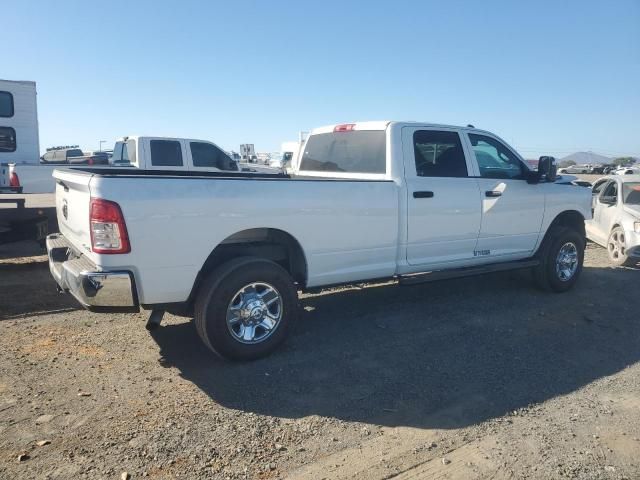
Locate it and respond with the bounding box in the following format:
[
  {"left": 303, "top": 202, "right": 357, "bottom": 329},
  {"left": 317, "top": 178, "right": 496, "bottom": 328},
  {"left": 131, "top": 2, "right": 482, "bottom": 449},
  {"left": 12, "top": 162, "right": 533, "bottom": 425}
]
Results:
[{"left": 46, "top": 233, "right": 139, "bottom": 312}]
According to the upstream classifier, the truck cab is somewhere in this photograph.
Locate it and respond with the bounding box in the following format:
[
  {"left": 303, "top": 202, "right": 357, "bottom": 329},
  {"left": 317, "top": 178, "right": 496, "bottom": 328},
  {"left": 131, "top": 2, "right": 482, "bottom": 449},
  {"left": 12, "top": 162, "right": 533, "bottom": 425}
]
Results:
[{"left": 111, "top": 136, "right": 239, "bottom": 171}]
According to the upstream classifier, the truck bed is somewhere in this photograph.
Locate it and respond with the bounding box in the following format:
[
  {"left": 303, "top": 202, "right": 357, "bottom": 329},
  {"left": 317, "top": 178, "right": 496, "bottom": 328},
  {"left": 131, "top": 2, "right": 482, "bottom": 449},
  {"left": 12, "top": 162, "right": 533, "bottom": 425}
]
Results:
[{"left": 60, "top": 167, "right": 389, "bottom": 182}]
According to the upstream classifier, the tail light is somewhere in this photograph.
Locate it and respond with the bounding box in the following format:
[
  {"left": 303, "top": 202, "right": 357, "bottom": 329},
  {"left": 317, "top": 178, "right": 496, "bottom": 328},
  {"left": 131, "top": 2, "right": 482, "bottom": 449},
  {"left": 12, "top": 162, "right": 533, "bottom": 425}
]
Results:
[
  {"left": 90, "top": 198, "right": 130, "bottom": 254},
  {"left": 334, "top": 124, "right": 355, "bottom": 132},
  {"left": 87, "top": 157, "right": 94, "bottom": 165},
  {"left": 9, "top": 171, "right": 20, "bottom": 187}
]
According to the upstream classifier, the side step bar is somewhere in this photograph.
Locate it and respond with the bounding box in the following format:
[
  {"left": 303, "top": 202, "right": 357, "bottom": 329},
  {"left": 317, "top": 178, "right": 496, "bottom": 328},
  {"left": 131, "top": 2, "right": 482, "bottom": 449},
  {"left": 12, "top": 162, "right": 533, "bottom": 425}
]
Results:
[{"left": 398, "top": 259, "right": 540, "bottom": 286}]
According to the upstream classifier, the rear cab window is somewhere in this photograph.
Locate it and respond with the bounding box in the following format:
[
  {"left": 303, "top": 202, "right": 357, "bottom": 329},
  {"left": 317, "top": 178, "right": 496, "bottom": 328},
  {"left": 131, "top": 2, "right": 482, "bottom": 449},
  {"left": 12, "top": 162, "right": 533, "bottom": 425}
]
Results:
[
  {"left": 112, "top": 139, "right": 137, "bottom": 166},
  {"left": 298, "top": 126, "right": 387, "bottom": 178}
]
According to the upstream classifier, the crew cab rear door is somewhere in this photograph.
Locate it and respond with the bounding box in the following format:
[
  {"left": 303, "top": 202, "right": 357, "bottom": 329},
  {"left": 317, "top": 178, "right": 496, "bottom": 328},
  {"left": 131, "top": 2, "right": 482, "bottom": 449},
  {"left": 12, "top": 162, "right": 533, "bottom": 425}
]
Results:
[
  {"left": 403, "top": 126, "right": 482, "bottom": 267},
  {"left": 140, "top": 138, "right": 189, "bottom": 171}
]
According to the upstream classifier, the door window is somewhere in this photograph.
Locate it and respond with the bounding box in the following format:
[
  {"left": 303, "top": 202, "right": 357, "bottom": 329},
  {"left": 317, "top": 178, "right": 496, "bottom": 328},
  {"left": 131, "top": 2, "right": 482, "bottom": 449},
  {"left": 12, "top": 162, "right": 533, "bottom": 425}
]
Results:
[
  {"left": 150, "top": 140, "right": 183, "bottom": 167},
  {"left": 190, "top": 142, "right": 238, "bottom": 171},
  {"left": 622, "top": 183, "right": 640, "bottom": 205},
  {"left": 469, "top": 134, "right": 526, "bottom": 180},
  {"left": 413, "top": 130, "right": 468, "bottom": 177},
  {"left": 601, "top": 181, "right": 618, "bottom": 202},
  {"left": 591, "top": 179, "right": 609, "bottom": 196}
]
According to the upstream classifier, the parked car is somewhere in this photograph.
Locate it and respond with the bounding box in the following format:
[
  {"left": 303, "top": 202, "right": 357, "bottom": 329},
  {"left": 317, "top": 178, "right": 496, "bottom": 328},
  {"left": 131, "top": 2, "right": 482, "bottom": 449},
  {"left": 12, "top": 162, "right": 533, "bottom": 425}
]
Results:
[
  {"left": 40, "top": 146, "right": 84, "bottom": 164},
  {"left": 40, "top": 146, "right": 108, "bottom": 165},
  {"left": 558, "top": 164, "right": 591, "bottom": 174},
  {"left": 586, "top": 175, "right": 640, "bottom": 266},
  {"left": 84, "top": 151, "right": 110, "bottom": 164},
  {"left": 46, "top": 121, "right": 591, "bottom": 360},
  {"left": 613, "top": 166, "right": 639, "bottom": 176}
]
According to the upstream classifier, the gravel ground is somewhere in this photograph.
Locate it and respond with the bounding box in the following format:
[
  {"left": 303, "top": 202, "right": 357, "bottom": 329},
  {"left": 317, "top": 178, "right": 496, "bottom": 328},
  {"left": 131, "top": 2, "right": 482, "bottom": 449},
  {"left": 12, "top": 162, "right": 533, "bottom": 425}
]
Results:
[{"left": 0, "top": 241, "right": 639, "bottom": 479}]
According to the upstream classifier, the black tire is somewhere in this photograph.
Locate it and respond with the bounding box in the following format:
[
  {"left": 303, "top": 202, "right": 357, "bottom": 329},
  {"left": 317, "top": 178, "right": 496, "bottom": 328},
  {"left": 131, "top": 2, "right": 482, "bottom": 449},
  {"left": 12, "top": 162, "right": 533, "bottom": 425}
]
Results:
[
  {"left": 533, "top": 226, "right": 585, "bottom": 292},
  {"left": 194, "top": 257, "right": 299, "bottom": 361}
]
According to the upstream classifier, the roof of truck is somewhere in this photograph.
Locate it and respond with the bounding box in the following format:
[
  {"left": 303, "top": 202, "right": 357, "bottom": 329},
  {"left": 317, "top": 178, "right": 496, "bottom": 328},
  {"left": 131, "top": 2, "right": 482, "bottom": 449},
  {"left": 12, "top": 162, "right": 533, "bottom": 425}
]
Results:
[{"left": 310, "top": 121, "right": 480, "bottom": 134}]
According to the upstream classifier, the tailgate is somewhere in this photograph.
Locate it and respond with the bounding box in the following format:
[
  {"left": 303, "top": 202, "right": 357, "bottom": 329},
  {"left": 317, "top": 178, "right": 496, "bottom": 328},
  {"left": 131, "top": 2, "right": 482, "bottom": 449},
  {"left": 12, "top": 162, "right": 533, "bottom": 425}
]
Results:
[{"left": 54, "top": 169, "right": 93, "bottom": 254}]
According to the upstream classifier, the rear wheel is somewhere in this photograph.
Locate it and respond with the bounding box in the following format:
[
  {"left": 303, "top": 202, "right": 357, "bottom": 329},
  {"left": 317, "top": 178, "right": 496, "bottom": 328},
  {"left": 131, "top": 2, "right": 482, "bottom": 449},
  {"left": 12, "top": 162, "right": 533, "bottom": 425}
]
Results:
[
  {"left": 607, "top": 227, "right": 635, "bottom": 266},
  {"left": 533, "top": 226, "right": 585, "bottom": 292},
  {"left": 194, "top": 257, "right": 299, "bottom": 361}
]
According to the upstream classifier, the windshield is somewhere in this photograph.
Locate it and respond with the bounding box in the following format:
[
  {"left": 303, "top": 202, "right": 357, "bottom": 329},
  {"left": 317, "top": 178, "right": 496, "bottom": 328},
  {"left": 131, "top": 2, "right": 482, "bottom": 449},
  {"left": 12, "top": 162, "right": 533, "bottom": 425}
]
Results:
[{"left": 622, "top": 182, "right": 640, "bottom": 205}]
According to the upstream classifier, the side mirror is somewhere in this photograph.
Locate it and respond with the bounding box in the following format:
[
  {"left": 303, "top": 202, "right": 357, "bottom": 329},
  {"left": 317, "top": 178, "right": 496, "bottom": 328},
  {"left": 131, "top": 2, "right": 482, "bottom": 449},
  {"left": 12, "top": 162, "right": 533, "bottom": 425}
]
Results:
[
  {"left": 600, "top": 195, "right": 616, "bottom": 205},
  {"left": 537, "top": 156, "right": 557, "bottom": 182}
]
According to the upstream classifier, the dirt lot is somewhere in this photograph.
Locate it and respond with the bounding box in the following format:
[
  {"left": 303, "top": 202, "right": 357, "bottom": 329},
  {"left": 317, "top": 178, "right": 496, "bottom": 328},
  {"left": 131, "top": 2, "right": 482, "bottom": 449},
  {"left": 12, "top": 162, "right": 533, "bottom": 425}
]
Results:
[{"left": 0, "top": 241, "right": 639, "bottom": 479}]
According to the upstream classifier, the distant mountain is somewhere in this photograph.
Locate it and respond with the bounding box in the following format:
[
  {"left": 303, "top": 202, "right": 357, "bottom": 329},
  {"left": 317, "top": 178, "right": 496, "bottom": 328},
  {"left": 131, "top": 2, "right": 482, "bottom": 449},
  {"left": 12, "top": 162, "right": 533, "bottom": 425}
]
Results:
[{"left": 559, "top": 152, "right": 611, "bottom": 165}]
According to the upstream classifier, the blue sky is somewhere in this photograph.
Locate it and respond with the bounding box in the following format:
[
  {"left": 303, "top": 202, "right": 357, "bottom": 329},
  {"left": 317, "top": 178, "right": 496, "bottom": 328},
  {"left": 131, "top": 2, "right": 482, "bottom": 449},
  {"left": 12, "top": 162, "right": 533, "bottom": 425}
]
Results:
[{"left": 4, "top": 0, "right": 639, "bottom": 158}]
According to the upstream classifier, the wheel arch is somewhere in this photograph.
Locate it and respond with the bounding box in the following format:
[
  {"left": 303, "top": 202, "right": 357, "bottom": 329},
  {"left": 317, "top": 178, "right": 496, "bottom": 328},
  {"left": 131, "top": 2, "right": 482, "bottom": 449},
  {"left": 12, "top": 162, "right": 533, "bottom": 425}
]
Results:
[
  {"left": 547, "top": 210, "right": 586, "bottom": 238},
  {"left": 536, "top": 210, "right": 586, "bottom": 256},
  {"left": 188, "top": 228, "right": 308, "bottom": 305}
]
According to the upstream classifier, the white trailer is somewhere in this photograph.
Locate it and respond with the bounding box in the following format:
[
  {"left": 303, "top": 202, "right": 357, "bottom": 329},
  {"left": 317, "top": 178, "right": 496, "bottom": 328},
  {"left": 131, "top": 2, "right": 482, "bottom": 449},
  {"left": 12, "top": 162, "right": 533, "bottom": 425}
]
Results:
[
  {"left": 0, "top": 79, "right": 59, "bottom": 194},
  {"left": 0, "top": 79, "right": 39, "bottom": 165},
  {"left": 0, "top": 80, "right": 56, "bottom": 245}
]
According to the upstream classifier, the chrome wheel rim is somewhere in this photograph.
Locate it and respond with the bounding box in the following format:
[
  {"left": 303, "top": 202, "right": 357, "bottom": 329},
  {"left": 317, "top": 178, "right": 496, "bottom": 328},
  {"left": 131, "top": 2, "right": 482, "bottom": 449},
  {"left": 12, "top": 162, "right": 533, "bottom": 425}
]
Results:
[
  {"left": 226, "top": 282, "right": 283, "bottom": 344},
  {"left": 608, "top": 230, "right": 626, "bottom": 261},
  {"left": 555, "top": 242, "right": 578, "bottom": 281}
]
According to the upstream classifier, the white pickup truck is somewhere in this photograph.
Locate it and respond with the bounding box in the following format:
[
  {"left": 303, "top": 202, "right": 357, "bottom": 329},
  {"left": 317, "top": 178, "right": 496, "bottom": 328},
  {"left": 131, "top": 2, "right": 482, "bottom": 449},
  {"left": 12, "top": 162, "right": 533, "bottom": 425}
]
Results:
[
  {"left": 47, "top": 121, "right": 591, "bottom": 360},
  {"left": 110, "top": 136, "right": 239, "bottom": 171}
]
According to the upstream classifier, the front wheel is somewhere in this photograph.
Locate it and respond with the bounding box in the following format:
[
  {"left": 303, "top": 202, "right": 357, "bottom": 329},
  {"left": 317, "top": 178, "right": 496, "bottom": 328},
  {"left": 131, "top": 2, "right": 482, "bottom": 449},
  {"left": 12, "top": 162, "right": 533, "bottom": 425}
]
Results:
[
  {"left": 194, "top": 257, "right": 299, "bottom": 361},
  {"left": 607, "top": 227, "right": 635, "bottom": 266},
  {"left": 533, "top": 226, "right": 585, "bottom": 292}
]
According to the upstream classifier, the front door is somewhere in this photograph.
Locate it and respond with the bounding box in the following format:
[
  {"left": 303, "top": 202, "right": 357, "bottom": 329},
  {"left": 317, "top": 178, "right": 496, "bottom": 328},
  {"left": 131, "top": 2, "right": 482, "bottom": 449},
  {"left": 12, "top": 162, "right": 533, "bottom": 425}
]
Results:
[
  {"left": 594, "top": 180, "right": 620, "bottom": 241},
  {"left": 404, "top": 127, "right": 482, "bottom": 267},
  {"left": 585, "top": 178, "right": 612, "bottom": 243},
  {"left": 465, "top": 132, "right": 545, "bottom": 259}
]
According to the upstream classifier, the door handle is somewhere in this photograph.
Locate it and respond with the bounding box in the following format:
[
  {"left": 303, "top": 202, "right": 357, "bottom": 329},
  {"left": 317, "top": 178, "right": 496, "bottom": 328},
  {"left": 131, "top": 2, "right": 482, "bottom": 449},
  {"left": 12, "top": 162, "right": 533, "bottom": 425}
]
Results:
[
  {"left": 413, "top": 191, "right": 434, "bottom": 198},
  {"left": 485, "top": 190, "right": 502, "bottom": 198}
]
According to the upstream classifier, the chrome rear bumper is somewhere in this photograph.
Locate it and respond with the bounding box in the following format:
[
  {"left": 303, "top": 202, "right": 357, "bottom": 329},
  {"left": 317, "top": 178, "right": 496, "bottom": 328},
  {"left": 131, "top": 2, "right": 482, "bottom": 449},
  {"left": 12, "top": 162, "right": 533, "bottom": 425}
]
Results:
[{"left": 46, "top": 233, "right": 138, "bottom": 312}]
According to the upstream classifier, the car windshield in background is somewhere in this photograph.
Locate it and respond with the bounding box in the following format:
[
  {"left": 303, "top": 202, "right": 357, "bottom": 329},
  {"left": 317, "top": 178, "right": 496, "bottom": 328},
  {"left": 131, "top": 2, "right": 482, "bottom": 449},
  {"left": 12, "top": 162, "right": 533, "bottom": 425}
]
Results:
[
  {"left": 622, "top": 182, "right": 640, "bottom": 205},
  {"left": 300, "top": 130, "right": 386, "bottom": 174}
]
